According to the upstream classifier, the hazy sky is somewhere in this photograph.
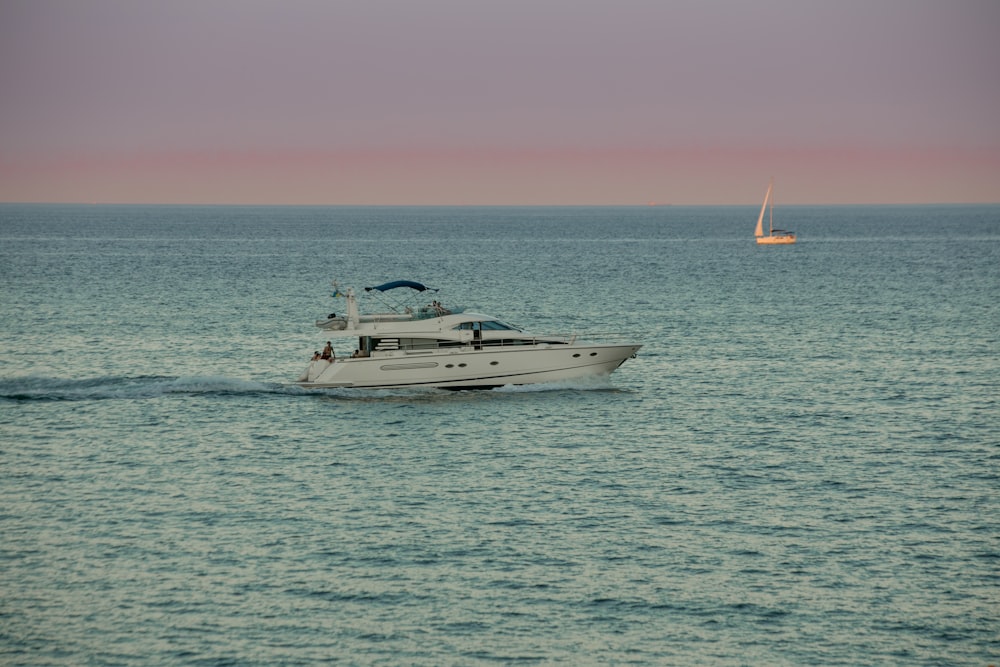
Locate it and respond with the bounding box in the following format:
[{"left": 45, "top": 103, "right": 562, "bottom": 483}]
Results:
[{"left": 2, "top": 0, "right": 998, "bottom": 205}]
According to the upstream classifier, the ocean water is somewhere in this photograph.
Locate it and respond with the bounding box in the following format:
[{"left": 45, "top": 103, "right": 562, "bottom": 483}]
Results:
[{"left": 1, "top": 203, "right": 998, "bottom": 665}]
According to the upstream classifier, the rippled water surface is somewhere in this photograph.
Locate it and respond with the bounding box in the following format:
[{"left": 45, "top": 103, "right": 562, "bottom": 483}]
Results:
[{"left": 1, "top": 204, "right": 998, "bottom": 665}]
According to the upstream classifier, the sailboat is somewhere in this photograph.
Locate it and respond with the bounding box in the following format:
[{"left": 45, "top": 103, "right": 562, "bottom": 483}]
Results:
[{"left": 754, "top": 178, "right": 796, "bottom": 245}]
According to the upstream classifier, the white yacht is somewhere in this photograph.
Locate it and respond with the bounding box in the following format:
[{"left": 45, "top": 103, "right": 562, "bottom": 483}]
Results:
[{"left": 296, "top": 281, "right": 642, "bottom": 390}]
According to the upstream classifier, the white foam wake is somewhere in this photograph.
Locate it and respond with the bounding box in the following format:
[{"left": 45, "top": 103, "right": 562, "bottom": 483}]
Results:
[{"left": 0, "top": 375, "right": 295, "bottom": 401}]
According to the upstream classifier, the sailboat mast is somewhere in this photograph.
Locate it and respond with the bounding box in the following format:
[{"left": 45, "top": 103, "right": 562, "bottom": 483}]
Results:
[{"left": 769, "top": 178, "right": 774, "bottom": 234}]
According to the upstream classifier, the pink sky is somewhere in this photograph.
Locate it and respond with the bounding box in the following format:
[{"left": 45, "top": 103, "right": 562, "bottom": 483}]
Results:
[{"left": 2, "top": 0, "right": 999, "bottom": 205}]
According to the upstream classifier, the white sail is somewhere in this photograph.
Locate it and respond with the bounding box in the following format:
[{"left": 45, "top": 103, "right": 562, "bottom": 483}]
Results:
[{"left": 754, "top": 179, "right": 772, "bottom": 238}]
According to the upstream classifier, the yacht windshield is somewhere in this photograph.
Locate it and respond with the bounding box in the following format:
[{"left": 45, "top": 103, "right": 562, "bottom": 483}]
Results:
[{"left": 453, "top": 320, "right": 520, "bottom": 331}]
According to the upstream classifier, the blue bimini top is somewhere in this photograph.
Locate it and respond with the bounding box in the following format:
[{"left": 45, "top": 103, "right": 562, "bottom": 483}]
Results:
[{"left": 366, "top": 280, "right": 437, "bottom": 293}]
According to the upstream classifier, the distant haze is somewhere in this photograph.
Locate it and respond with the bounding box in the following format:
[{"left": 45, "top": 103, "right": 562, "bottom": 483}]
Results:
[{"left": 2, "top": 0, "right": 998, "bottom": 205}]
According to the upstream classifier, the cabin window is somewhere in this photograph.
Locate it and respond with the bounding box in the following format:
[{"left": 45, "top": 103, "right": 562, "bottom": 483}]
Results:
[
  {"left": 452, "top": 320, "right": 519, "bottom": 332},
  {"left": 394, "top": 338, "right": 458, "bottom": 351}
]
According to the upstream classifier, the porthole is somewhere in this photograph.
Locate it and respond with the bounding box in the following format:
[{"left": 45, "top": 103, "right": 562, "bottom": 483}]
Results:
[
  {"left": 458, "top": 363, "right": 467, "bottom": 368},
  {"left": 490, "top": 361, "right": 499, "bottom": 366},
  {"left": 589, "top": 352, "right": 598, "bottom": 357},
  {"left": 445, "top": 364, "right": 454, "bottom": 368},
  {"left": 572, "top": 353, "right": 581, "bottom": 358}
]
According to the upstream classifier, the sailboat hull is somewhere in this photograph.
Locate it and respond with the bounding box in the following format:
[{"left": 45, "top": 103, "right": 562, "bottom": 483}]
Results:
[{"left": 756, "top": 233, "right": 796, "bottom": 245}]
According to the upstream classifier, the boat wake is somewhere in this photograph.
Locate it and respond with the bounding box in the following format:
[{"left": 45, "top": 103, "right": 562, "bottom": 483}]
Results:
[
  {"left": 0, "top": 375, "right": 298, "bottom": 402},
  {"left": 0, "top": 374, "right": 627, "bottom": 403}
]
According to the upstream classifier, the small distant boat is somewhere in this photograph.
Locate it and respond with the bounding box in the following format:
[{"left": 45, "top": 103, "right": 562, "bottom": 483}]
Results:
[{"left": 755, "top": 178, "right": 796, "bottom": 245}]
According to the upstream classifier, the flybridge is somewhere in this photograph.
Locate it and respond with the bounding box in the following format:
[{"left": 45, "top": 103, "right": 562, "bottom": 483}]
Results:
[{"left": 317, "top": 280, "right": 459, "bottom": 331}]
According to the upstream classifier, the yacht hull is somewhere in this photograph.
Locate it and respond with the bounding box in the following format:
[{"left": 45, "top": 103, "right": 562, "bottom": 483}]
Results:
[{"left": 296, "top": 343, "right": 641, "bottom": 390}]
